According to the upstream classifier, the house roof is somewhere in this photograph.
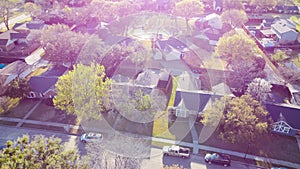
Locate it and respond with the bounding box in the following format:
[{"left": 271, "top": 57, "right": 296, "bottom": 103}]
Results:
[
  {"left": 0, "top": 29, "right": 19, "bottom": 40},
  {"left": 135, "top": 69, "right": 160, "bottom": 86},
  {"left": 103, "top": 35, "right": 132, "bottom": 46},
  {"left": 0, "top": 60, "right": 29, "bottom": 76},
  {"left": 29, "top": 76, "right": 58, "bottom": 93},
  {"left": 177, "top": 71, "right": 200, "bottom": 90},
  {"left": 156, "top": 37, "right": 187, "bottom": 51},
  {"left": 205, "top": 13, "right": 220, "bottom": 21},
  {"left": 28, "top": 65, "right": 68, "bottom": 93},
  {"left": 271, "top": 22, "right": 297, "bottom": 35},
  {"left": 174, "top": 90, "right": 212, "bottom": 112},
  {"left": 10, "top": 32, "right": 28, "bottom": 39},
  {"left": 260, "top": 29, "right": 275, "bottom": 36},
  {"left": 42, "top": 65, "right": 67, "bottom": 76},
  {"left": 157, "top": 72, "right": 170, "bottom": 89},
  {"left": 266, "top": 103, "right": 300, "bottom": 129}
]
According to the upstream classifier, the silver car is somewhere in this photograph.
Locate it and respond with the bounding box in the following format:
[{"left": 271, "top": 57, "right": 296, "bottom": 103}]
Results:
[{"left": 80, "top": 132, "right": 103, "bottom": 143}]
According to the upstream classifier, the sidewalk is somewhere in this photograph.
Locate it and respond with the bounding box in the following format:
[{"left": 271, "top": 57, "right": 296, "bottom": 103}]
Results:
[{"left": 0, "top": 116, "right": 299, "bottom": 168}]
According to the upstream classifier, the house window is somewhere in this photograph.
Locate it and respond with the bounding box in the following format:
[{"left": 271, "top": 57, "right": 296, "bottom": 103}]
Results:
[
  {"left": 176, "top": 109, "right": 188, "bottom": 118},
  {"left": 28, "top": 92, "right": 36, "bottom": 98},
  {"left": 272, "top": 121, "right": 291, "bottom": 134}
]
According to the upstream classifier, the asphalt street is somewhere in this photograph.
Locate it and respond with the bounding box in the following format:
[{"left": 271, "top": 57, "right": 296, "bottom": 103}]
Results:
[{"left": 0, "top": 125, "right": 266, "bottom": 169}]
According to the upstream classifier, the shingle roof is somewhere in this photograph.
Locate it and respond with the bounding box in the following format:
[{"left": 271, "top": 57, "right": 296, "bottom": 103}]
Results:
[
  {"left": 29, "top": 76, "right": 58, "bottom": 93},
  {"left": 266, "top": 103, "right": 300, "bottom": 129},
  {"left": 174, "top": 91, "right": 211, "bottom": 112},
  {"left": 0, "top": 60, "right": 29, "bottom": 76}
]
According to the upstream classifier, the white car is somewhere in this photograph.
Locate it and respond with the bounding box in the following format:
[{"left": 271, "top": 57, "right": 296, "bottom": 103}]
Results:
[{"left": 80, "top": 132, "right": 103, "bottom": 143}]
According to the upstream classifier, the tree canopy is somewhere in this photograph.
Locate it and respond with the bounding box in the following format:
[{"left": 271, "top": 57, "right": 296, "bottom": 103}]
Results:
[
  {"left": 172, "top": 0, "right": 204, "bottom": 30},
  {"left": 251, "top": 0, "right": 277, "bottom": 10},
  {"left": 246, "top": 78, "right": 272, "bottom": 103},
  {"left": 221, "top": 9, "right": 248, "bottom": 29},
  {"left": 0, "top": 0, "right": 22, "bottom": 30},
  {"left": 53, "top": 63, "right": 111, "bottom": 120},
  {"left": 223, "top": 0, "right": 243, "bottom": 10},
  {"left": 219, "top": 95, "right": 271, "bottom": 144},
  {"left": 201, "top": 95, "right": 271, "bottom": 144},
  {"left": 215, "top": 31, "right": 259, "bottom": 64},
  {"left": 40, "top": 24, "right": 87, "bottom": 65},
  {"left": 0, "top": 135, "right": 88, "bottom": 169}
]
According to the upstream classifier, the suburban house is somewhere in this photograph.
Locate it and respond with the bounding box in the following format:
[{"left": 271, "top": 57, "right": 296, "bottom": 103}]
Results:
[
  {"left": 156, "top": 71, "right": 172, "bottom": 94},
  {"left": 204, "top": 13, "right": 223, "bottom": 30},
  {"left": 172, "top": 90, "right": 214, "bottom": 118},
  {"left": 271, "top": 22, "right": 298, "bottom": 44},
  {"left": 0, "top": 60, "right": 32, "bottom": 95},
  {"left": 266, "top": 103, "right": 300, "bottom": 137},
  {"left": 213, "top": 0, "right": 223, "bottom": 13},
  {"left": 28, "top": 65, "right": 68, "bottom": 99},
  {"left": 0, "top": 30, "right": 17, "bottom": 52},
  {"left": 155, "top": 37, "right": 187, "bottom": 61}
]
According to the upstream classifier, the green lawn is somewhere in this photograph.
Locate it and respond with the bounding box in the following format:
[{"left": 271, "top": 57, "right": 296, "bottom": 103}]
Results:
[
  {"left": 195, "top": 124, "right": 300, "bottom": 164},
  {"left": 27, "top": 101, "right": 78, "bottom": 125},
  {"left": 1, "top": 99, "right": 38, "bottom": 118},
  {"left": 152, "top": 113, "right": 176, "bottom": 140}
]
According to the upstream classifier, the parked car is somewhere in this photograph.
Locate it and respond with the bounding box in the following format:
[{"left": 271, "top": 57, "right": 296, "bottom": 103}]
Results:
[
  {"left": 80, "top": 132, "right": 103, "bottom": 143},
  {"left": 204, "top": 152, "right": 231, "bottom": 167},
  {"left": 163, "top": 145, "right": 190, "bottom": 158}
]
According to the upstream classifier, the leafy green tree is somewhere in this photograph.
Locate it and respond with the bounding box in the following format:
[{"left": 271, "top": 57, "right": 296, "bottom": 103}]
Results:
[
  {"left": 227, "top": 59, "right": 266, "bottom": 95},
  {"left": 200, "top": 95, "right": 271, "bottom": 144},
  {"left": 6, "top": 78, "right": 30, "bottom": 98},
  {"left": 24, "top": 2, "right": 41, "bottom": 17},
  {"left": 172, "top": 0, "right": 204, "bottom": 31},
  {"left": 250, "top": 0, "right": 277, "bottom": 11},
  {"left": 279, "top": 65, "right": 300, "bottom": 86},
  {"left": 0, "top": 0, "right": 22, "bottom": 30},
  {"left": 221, "top": 9, "right": 248, "bottom": 29},
  {"left": 0, "top": 135, "right": 88, "bottom": 169},
  {"left": 219, "top": 95, "right": 270, "bottom": 144},
  {"left": 101, "top": 42, "right": 135, "bottom": 77},
  {"left": 271, "top": 50, "right": 289, "bottom": 62},
  {"left": 40, "top": 24, "right": 87, "bottom": 65},
  {"left": 215, "top": 31, "right": 259, "bottom": 65},
  {"left": 246, "top": 78, "right": 272, "bottom": 103},
  {"left": 201, "top": 96, "right": 228, "bottom": 127},
  {"left": 290, "top": 16, "right": 300, "bottom": 32},
  {"left": 0, "top": 96, "right": 20, "bottom": 114},
  {"left": 53, "top": 63, "right": 112, "bottom": 120},
  {"left": 134, "top": 90, "right": 151, "bottom": 111}
]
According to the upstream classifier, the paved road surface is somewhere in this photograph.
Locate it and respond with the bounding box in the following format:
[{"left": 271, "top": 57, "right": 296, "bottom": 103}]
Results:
[{"left": 0, "top": 125, "right": 266, "bottom": 169}]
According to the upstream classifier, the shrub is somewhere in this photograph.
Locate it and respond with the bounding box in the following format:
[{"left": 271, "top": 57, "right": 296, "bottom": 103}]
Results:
[{"left": 0, "top": 96, "right": 21, "bottom": 114}]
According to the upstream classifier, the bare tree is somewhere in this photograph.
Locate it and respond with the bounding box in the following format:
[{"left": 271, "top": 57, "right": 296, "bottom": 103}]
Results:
[{"left": 85, "top": 132, "right": 152, "bottom": 169}]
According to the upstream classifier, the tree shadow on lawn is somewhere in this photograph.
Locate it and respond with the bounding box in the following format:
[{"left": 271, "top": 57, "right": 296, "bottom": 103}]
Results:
[
  {"left": 168, "top": 118, "right": 193, "bottom": 143},
  {"left": 195, "top": 124, "right": 300, "bottom": 164},
  {"left": 102, "top": 110, "right": 154, "bottom": 137},
  {"left": 27, "top": 100, "right": 78, "bottom": 125},
  {"left": 0, "top": 99, "right": 39, "bottom": 118}
]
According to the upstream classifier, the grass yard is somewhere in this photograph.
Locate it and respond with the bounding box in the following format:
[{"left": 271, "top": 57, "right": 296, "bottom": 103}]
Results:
[
  {"left": 292, "top": 56, "right": 300, "bottom": 67},
  {"left": 195, "top": 124, "right": 300, "bottom": 164},
  {"left": 151, "top": 140, "right": 173, "bottom": 148},
  {"left": 1, "top": 99, "right": 38, "bottom": 118},
  {"left": 168, "top": 76, "right": 178, "bottom": 107},
  {"left": 152, "top": 113, "right": 175, "bottom": 140},
  {"left": 22, "top": 123, "right": 65, "bottom": 133},
  {"left": 0, "top": 120, "right": 18, "bottom": 126},
  {"left": 27, "top": 101, "right": 78, "bottom": 125}
]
